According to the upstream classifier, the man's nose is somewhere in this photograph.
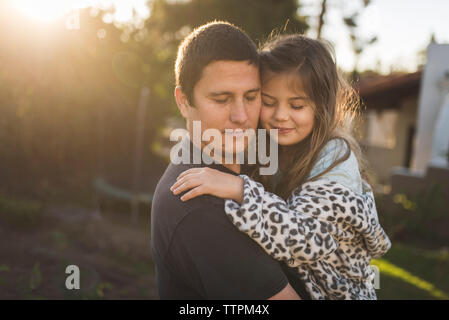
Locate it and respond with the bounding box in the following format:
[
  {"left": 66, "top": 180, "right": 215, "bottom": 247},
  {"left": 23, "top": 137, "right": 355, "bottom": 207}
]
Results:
[{"left": 230, "top": 100, "right": 248, "bottom": 124}]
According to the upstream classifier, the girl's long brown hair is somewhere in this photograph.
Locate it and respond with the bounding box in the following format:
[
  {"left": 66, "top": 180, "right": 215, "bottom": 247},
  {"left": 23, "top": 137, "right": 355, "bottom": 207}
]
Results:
[{"left": 249, "top": 34, "right": 372, "bottom": 199}]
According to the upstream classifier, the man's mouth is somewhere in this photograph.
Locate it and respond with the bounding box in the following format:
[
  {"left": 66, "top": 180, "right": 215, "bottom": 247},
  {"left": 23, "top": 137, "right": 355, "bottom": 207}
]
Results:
[{"left": 224, "top": 128, "right": 247, "bottom": 137}]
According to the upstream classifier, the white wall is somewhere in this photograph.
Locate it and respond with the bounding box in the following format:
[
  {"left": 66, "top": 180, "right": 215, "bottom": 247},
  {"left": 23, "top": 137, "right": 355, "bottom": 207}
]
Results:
[
  {"left": 412, "top": 43, "right": 449, "bottom": 172},
  {"left": 362, "top": 97, "right": 418, "bottom": 184}
]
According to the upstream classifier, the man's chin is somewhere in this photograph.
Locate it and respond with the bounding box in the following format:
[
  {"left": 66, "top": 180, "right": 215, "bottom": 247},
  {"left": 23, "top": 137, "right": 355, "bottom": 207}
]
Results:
[
  {"left": 203, "top": 143, "right": 246, "bottom": 164},
  {"left": 224, "top": 140, "right": 247, "bottom": 155},
  {"left": 200, "top": 137, "right": 250, "bottom": 163}
]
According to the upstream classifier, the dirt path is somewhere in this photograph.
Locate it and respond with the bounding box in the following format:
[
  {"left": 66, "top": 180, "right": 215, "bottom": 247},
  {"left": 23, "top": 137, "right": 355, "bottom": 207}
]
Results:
[{"left": 0, "top": 204, "right": 158, "bottom": 299}]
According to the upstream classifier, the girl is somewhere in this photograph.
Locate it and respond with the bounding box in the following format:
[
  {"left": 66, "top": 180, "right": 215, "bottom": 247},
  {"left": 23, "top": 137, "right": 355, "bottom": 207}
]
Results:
[{"left": 170, "top": 34, "right": 391, "bottom": 300}]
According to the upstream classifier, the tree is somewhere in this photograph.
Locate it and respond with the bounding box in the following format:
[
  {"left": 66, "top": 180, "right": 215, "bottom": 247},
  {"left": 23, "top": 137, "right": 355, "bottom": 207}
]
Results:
[
  {"left": 0, "top": 0, "right": 311, "bottom": 199},
  {"left": 342, "top": 0, "right": 377, "bottom": 80},
  {"left": 317, "top": 0, "right": 327, "bottom": 39},
  {"left": 146, "top": 0, "right": 308, "bottom": 45}
]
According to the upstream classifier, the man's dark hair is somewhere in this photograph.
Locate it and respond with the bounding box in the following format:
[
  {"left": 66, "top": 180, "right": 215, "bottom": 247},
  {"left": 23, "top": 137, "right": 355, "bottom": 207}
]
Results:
[{"left": 175, "top": 21, "right": 259, "bottom": 104}]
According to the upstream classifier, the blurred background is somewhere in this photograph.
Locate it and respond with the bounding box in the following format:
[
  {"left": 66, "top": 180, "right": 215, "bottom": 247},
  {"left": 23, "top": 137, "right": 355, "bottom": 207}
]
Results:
[{"left": 0, "top": 0, "right": 448, "bottom": 300}]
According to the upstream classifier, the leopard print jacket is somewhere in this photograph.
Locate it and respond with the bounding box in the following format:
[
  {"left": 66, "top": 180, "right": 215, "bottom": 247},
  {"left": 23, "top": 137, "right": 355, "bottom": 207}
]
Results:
[{"left": 225, "top": 176, "right": 391, "bottom": 300}]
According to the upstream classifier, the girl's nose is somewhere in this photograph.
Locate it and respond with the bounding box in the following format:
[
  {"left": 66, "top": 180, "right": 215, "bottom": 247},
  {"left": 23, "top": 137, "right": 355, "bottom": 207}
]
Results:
[{"left": 273, "top": 106, "right": 289, "bottom": 122}]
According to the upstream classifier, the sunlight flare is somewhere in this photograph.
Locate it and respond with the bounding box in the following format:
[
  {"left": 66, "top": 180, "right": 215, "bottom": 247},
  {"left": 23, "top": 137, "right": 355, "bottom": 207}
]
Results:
[{"left": 13, "top": 0, "right": 86, "bottom": 22}]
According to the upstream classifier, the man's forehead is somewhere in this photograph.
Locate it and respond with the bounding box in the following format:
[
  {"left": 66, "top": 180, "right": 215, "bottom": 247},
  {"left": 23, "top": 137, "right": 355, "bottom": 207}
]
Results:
[
  {"left": 199, "top": 60, "right": 260, "bottom": 92},
  {"left": 204, "top": 59, "right": 258, "bottom": 72}
]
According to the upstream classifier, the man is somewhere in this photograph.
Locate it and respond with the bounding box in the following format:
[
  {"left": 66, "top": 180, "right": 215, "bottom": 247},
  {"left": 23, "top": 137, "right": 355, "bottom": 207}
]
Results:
[{"left": 151, "top": 21, "right": 308, "bottom": 299}]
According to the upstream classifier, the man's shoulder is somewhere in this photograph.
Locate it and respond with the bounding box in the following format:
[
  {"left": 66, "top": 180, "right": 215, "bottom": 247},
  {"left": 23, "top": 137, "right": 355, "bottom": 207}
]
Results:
[
  {"left": 151, "top": 163, "right": 227, "bottom": 240},
  {"left": 152, "top": 163, "right": 224, "bottom": 214}
]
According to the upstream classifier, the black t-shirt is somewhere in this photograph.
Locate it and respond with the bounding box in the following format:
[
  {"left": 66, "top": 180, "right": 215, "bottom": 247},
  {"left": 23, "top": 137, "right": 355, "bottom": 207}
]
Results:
[{"left": 151, "top": 144, "right": 310, "bottom": 299}]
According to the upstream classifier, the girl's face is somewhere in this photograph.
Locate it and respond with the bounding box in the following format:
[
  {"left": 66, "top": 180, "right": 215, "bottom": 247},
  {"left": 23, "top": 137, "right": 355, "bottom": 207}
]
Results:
[{"left": 260, "top": 72, "right": 315, "bottom": 146}]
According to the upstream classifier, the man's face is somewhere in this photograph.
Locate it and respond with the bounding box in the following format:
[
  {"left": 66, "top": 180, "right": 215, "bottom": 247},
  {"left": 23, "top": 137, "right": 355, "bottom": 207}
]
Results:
[{"left": 183, "top": 60, "right": 261, "bottom": 157}]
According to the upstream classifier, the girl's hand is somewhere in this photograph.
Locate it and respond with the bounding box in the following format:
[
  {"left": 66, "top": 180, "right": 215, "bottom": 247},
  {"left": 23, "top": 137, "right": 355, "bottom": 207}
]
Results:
[{"left": 170, "top": 167, "right": 244, "bottom": 203}]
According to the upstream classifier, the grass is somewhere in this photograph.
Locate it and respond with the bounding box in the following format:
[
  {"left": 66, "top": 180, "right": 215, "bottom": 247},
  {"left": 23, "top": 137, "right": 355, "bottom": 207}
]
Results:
[
  {"left": 372, "top": 243, "right": 449, "bottom": 300},
  {"left": 0, "top": 195, "right": 44, "bottom": 229}
]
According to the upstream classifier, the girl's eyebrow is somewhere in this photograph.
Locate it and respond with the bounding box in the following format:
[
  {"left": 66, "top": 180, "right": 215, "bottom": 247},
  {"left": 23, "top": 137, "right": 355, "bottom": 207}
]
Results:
[
  {"left": 261, "top": 92, "right": 276, "bottom": 99},
  {"left": 262, "top": 92, "right": 308, "bottom": 101},
  {"left": 289, "top": 96, "right": 309, "bottom": 101}
]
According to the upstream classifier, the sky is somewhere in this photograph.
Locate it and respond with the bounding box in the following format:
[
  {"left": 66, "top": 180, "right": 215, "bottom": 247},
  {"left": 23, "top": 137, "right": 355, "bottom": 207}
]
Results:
[
  {"left": 301, "top": 0, "right": 449, "bottom": 73},
  {"left": 10, "top": 0, "right": 449, "bottom": 74}
]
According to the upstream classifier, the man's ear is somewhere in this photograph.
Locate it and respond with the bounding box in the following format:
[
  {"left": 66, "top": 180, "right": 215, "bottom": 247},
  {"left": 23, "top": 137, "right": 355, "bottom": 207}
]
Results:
[{"left": 174, "top": 86, "right": 190, "bottom": 119}]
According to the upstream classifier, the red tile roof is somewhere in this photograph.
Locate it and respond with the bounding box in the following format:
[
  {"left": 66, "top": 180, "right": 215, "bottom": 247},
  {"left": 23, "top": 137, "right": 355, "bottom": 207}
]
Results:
[{"left": 355, "top": 71, "right": 422, "bottom": 110}]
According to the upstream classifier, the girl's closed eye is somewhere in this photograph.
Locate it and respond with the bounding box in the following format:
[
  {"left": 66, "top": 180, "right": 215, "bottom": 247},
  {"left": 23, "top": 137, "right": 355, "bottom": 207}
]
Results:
[
  {"left": 262, "top": 99, "right": 276, "bottom": 107},
  {"left": 291, "top": 105, "right": 304, "bottom": 110}
]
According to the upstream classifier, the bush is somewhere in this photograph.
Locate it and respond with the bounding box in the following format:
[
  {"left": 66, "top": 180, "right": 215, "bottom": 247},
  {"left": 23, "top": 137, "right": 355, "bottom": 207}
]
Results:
[
  {"left": 0, "top": 195, "right": 44, "bottom": 230},
  {"left": 376, "top": 183, "right": 449, "bottom": 247}
]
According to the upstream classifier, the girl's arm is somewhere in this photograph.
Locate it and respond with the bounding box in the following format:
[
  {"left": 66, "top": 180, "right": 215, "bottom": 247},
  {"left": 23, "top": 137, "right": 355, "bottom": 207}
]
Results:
[
  {"left": 171, "top": 168, "right": 348, "bottom": 267},
  {"left": 224, "top": 175, "right": 351, "bottom": 267},
  {"left": 226, "top": 176, "right": 391, "bottom": 266},
  {"left": 171, "top": 167, "right": 244, "bottom": 203},
  {"left": 170, "top": 169, "right": 387, "bottom": 267}
]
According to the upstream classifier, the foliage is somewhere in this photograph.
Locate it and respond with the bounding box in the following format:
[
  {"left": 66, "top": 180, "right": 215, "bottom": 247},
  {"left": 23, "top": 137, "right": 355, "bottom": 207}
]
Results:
[
  {"left": 0, "top": 195, "right": 44, "bottom": 229},
  {"left": 376, "top": 183, "right": 448, "bottom": 246},
  {"left": 29, "top": 262, "right": 42, "bottom": 291},
  {"left": 148, "top": 0, "right": 308, "bottom": 45},
  {"left": 341, "top": 0, "right": 378, "bottom": 79}
]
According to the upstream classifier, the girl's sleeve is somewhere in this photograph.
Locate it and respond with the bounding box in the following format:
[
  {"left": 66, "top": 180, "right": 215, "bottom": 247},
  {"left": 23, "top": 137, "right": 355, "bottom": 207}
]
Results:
[
  {"left": 224, "top": 175, "right": 350, "bottom": 268},
  {"left": 355, "top": 187, "right": 392, "bottom": 259}
]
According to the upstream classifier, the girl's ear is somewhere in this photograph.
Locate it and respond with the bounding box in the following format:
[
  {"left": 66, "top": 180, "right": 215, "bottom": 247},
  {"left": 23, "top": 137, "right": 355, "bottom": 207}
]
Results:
[{"left": 174, "top": 86, "right": 190, "bottom": 119}]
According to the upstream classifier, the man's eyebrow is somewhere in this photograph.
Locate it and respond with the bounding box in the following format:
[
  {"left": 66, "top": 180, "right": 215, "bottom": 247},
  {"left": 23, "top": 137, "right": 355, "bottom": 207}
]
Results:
[
  {"left": 207, "top": 91, "right": 232, "bottom": 97},
  {"left": 207, "top": 88, "right": 260, "bottom": 97},
  {"left": 245, "top": 88, "right": 261, "bottom": 94}
]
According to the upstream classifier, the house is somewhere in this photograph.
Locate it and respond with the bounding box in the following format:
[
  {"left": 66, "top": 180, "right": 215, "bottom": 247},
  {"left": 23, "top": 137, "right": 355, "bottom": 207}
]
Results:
[
  {"left": 356, "top": 70, "right": 422, "bottom": 187},
  {"left": 357, "top": 43, "right": 449, "bottom": 188},
  {"left": 357, "top": 43, "right": 449, "bottom": 242}
]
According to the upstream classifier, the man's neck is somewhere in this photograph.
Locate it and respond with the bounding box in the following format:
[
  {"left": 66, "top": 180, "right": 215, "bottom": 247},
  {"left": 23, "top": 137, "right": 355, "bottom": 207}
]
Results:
[
  {"left": 186, "top": 137, "right": 241, "bottom": 174},
  {"left": 222, "top": 163, "right": 241, "bottom": 174}
]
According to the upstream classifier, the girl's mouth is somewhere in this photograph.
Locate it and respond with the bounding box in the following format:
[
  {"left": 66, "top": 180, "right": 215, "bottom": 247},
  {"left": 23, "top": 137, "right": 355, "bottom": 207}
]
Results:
[{"left": 273, "top": 126, "right": 294, "bottom": 135}]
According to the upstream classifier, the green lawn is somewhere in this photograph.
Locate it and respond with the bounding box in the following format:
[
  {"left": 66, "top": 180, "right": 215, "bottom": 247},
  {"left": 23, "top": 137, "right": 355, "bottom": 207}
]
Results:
[{"left": 372, "top": 243, "right": 449, "bottom": 300}]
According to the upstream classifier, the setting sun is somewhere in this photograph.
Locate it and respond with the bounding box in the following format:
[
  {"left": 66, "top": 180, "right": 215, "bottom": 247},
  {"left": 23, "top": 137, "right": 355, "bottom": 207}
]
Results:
[{"left": 13, "top": 0, "right": 85, "bottom": 22}]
